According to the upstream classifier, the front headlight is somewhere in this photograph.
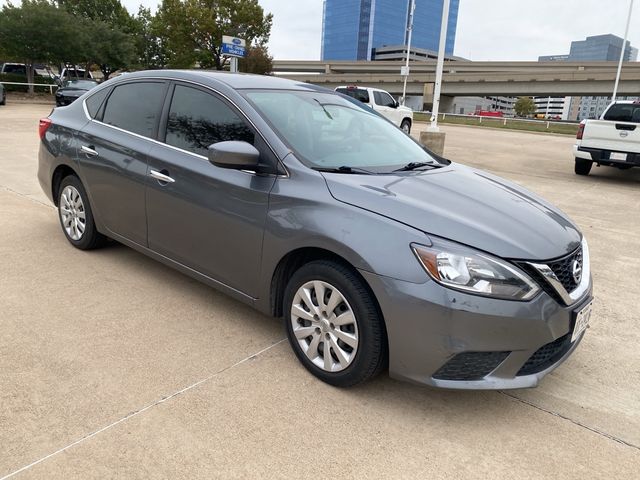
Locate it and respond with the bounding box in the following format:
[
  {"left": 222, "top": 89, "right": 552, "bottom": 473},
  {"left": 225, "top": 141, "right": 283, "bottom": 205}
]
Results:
[{"left": 412, "top": 239, "right": 540, "bottom": 301}]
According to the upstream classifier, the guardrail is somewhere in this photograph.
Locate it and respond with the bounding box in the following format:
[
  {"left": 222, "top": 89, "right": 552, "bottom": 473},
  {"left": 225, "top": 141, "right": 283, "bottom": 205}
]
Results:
[
  {"left": 415, "top": 111, "right": 581, "bottom": 135},
  {"left": 0, "top": 81, "right": 59, "bottom": 94}
]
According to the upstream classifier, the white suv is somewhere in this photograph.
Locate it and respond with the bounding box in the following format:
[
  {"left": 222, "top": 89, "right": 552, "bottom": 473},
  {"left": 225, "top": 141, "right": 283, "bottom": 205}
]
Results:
[{"left": 335, "top": 86, "right": 414, "bottom": 133}]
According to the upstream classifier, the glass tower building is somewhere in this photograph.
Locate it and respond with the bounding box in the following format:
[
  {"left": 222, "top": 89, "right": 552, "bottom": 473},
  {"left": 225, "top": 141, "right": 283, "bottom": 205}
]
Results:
[{"left": 321, "top": 0, "right": 460, "bottom": 61}]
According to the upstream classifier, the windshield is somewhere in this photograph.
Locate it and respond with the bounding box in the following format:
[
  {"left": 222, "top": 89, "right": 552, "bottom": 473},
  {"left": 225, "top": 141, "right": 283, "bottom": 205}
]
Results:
[
  {"left": 63, "top": 80, "right": 97, "bottom": 88},
  {"left": 244, "top": 90, "right": 437, "bottom": 173}
]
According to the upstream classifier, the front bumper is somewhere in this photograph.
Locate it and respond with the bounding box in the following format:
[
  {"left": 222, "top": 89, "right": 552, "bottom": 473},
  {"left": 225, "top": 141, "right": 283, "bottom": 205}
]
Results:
[{"left": 360, "top": 270, "right": 592, "bottom": 390}]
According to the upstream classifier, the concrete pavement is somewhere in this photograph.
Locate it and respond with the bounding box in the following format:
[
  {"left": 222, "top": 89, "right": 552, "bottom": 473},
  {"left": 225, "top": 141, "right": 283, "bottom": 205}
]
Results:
[{"left": 0, "top": 104, "right": 638, "bottom": 478}]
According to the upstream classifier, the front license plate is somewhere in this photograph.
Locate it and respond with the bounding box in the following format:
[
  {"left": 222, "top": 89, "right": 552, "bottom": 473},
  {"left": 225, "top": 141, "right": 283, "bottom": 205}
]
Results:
[
  {"left": 610, "top": 152, "right": 627, "bottom": 161},
  {"left": 572, "top": 301, "right": 592, "bottom": 342}
]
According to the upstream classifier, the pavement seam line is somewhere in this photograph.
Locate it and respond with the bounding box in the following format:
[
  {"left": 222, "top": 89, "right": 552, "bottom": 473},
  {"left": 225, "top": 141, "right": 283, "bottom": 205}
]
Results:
[
  {"left": 499, "top": 391, "right": 640, "bottom": 451},
  {"left": 0, "top": 185, "right": 55, "bottom": 210},
  {"left": 0, "top": 338, "right": 287, "bottom": 480}
]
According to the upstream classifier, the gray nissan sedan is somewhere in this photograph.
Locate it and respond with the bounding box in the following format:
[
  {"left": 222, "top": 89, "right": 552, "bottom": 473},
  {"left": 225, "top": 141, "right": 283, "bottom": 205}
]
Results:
[{"left": 37, "top": 71, "right": 593, "bottom": 389}]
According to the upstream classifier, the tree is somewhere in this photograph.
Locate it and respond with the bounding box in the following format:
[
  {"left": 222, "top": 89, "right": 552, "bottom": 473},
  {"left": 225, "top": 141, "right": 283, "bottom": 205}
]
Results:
[
  {"left": 131, "top": 6, "right": 167, "bottom": 70},
  {"left": 56, "top": 0, "right": 136, "bottom": 78},
  {"left": 239, "top": 45, "right": 273, "bottom": 75},
  {"left": 55, "top": 0, "right": 134, "bottom": 31},
  {"left": 155, "top": 0, "right": 273, "bottom": 70},
  {"left": 514, "top": 96, "right": 536, "bottom": 117},
  {"left": 84, "top": 21, "right": 136, "bottom": 80},
  {"left": 0, "top": 1, "right": 80, "bottom": 93}
]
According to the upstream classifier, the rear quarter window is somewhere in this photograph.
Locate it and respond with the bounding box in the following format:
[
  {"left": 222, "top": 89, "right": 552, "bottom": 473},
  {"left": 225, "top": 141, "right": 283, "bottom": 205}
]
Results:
[
  {"left": 603, "top": 103, "right": 640, "bottom": 123},
  {"left": 85, "top": 87, "right": 110, "bottom": 119},
  {"left": 335, "top": 87, "right": 370, "bottom": 103}
]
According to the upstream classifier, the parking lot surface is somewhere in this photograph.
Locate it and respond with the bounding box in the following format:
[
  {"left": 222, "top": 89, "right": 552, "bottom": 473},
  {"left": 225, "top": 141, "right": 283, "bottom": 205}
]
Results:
[{"left": 1, "top": 103, "right": 639, "bottom": 479}]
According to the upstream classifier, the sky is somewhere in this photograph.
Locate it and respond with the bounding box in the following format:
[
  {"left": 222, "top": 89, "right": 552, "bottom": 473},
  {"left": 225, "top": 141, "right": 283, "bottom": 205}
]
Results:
[{"left": 3, "top": 0, "right": 640, "bottom": 61}]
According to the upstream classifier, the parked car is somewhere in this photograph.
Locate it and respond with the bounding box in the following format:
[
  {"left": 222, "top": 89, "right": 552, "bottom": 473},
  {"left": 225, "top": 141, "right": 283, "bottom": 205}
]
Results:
[
  {"left": 335, "top": 85, "right": 413, "bottom": 133},
  {"left": 55, "top": 79, "right": 98, "bottom": 106},
  {"left": 473, "top": 110, "right": 504, "bottom": 117},
  {"left": 56, "top": 66, "right": 94, "bottom": 82},
  {"left": 0, "top": 83, "right": 5, "bottom": 106},
  {"left": 574, "top": 100, "right": 640, "bottom": 175},
  {"left": 37, "top": 71, "right": 592, "bottom": 389},
  {"left": 0, "top": 62, "right": 53, "bottom": 78}
]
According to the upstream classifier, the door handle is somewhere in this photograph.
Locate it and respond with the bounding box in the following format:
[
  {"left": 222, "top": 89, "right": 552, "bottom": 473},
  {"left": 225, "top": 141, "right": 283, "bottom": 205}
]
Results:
[
  {"left": 149, "top": 169, "right": 175, "bottom": 184},
  {"left": 81, "top": 145, "right": 98, "bottom": 157}
]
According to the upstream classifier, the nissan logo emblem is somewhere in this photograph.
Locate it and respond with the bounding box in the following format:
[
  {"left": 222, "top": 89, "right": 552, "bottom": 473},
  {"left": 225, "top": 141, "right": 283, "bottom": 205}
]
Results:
[
  {"left": 572, "top": 259, "right": 582, "bottom": 284},
  {"left": 620, "top": 131, "right": 629, "bottom": 138}
]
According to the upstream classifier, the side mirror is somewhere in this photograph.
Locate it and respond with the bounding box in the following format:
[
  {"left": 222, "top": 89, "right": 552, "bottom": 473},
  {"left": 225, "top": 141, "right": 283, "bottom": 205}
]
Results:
[
  {"left": 392, "top": 100, "right": 399, "bottom": 108},
  {"left": 208, "top": 141, "right": 261, "bottom": 171}
]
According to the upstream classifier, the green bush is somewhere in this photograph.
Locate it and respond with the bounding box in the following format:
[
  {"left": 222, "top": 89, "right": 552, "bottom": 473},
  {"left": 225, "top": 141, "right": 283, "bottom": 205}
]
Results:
[{"left": 0, "top": 72, "right": 57, "bottom": 93}]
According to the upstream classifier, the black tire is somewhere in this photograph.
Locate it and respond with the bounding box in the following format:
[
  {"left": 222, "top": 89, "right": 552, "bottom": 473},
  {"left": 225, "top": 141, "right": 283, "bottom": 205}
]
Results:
[
  {"left": 400, "top": 118, "right": 411, "bottom": 134},
  {"left": 0, "top": 92, "right": 5, "bottom": 106},
  {"left": 574, "top": 158, "right": 593, "bottom": 176},
  {"left": 283, "top": 260, "right": 386, "bottom": 387},
  {"left": 57, "top": 175, "right": 107, "bottom": 250}
]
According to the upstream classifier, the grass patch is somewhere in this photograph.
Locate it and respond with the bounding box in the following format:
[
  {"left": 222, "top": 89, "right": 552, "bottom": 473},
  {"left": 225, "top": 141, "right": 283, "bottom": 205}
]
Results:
[{"left": 414, "top": 112, "right": 579, "bottom": 136}]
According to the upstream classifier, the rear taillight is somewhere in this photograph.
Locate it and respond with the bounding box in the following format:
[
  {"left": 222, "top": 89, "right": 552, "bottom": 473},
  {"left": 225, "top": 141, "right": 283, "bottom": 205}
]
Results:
[
  {"left": 576, "top": 122, "right": 585, "bottom": 140},
  {"left": 38, "top": 118, "right": 52, "bottom": 140}
]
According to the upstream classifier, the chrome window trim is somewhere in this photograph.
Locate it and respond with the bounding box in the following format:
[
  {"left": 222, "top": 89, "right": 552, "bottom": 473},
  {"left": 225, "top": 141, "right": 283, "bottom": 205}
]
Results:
[
  {"left": 528, "top": 237, "right": 590, "bottom": 305},
  {"left": 81, "top": 76, "right": 289, "bottom": 177}
]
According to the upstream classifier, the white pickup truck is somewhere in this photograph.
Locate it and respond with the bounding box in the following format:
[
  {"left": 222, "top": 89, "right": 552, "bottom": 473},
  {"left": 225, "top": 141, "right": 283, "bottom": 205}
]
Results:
[
  {"left": 573, "top": 100, "right": 640, "bottom": 175},
  {"left": 335, "top": 86, "right": 414, "bottom": 134}
]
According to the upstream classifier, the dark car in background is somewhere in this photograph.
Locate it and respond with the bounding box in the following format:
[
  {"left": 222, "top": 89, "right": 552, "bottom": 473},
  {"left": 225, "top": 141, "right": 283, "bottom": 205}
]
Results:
[
  {"left": 55, "top": 79, "right": 98, "bottom": 106},
  {"left": 37, "top": 70, "right": 592, "bottom": 390}
]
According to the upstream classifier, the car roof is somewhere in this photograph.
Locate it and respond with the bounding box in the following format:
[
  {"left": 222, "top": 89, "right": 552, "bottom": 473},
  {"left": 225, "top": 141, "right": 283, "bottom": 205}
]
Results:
[{"left": 114, "top": 69, "right": 327, "bottom": 92}]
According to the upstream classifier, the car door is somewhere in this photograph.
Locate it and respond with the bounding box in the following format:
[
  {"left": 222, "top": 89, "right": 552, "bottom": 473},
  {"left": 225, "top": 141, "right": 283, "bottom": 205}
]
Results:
[
  {"left": 76, "top": 80, "right": 168, "bottom": 246},
  {"left": 373, "top": 90, "right": 400, "bottom": 126},
  {"left": 145, "top": 82, "right": 277, "bottom": 297}
]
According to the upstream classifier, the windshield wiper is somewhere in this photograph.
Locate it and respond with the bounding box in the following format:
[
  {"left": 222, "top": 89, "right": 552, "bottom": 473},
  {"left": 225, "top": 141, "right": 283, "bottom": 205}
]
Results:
[
  {"left": 392, "top": 162, "right": 438, "bottom": 172},
  {"left": 314, "top": 166, "right": 375, "bottom": 175}
]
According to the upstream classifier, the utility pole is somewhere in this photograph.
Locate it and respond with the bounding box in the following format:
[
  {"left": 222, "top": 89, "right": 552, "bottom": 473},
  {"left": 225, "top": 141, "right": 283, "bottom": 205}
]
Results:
[
  {"left": 428, "top": 0, "right": 451, "bottom": 132},
  {"left": 613, "top": 0, "right": 634, "bottom": 100},
  {"left": 401, "top": 0, "right": 416, "bottom": 106}
]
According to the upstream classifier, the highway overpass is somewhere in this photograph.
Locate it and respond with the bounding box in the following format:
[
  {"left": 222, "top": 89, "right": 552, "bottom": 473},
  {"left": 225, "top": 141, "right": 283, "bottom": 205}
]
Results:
[{"left": 272, "top": 60, "right": 640, "bottom": 97}]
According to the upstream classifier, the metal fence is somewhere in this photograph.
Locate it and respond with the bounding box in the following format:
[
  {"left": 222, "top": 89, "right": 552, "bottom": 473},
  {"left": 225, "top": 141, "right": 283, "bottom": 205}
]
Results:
[
  {"left": 415, "top": 111, "right": 581, "bottom": 134},
  {"left": 0, "top": 81, "right": 59, "bottom": 94}
]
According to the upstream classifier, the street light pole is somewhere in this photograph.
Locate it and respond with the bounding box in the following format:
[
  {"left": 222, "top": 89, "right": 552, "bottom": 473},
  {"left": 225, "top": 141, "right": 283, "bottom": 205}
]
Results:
[
  {"left": 428, "top": 0, "right": 451, "bottom": 132},
  {"left": 613, "top": 0, "right": 634, "bottom": 100},
  {"left": 401, "top": 0, "right": 416, "bottom": 106}
]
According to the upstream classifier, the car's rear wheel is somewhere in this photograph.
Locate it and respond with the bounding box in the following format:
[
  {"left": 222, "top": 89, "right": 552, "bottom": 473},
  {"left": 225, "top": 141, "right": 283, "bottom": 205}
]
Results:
[
  {"left": 283, "top": 260, "right": 386, "bottom": 387},
  {"left": 57, "top": 175, "right": 107, "bottom": 250},
  {"left": 400, "top": 119, "right": 411, "bottom": 134},
  {"left": 575, "top": 158, "right": 593, "bottom": 176}
]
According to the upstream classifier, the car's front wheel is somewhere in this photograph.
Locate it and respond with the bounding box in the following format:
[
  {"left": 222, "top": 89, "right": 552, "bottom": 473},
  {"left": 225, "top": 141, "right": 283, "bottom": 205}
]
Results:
[
  {"left": 575, "top": 158, "right": 593, "bottom": 175},
  {"left": 284, "top": 260, "right": 386, "bottom": 387},
  {"left": 400, "top": 119, "right": 411, "bottom": 134},
  {"left": 57, "top": 175, "right": 107, "bottom": 250}
]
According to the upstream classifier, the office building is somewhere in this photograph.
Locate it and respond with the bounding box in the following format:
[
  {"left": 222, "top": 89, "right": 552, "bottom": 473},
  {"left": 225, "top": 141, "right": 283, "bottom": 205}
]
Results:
[
  {"left": 321, "top": 0, "right": 460, "bottom": 61},
  {"left": 539, "top": 34, "right": 639, "bottom": 120}
]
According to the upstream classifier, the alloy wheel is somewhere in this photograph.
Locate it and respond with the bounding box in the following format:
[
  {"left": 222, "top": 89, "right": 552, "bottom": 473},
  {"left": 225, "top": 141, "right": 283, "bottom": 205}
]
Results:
[
  {"left": 290, "top": 280, "right": 359, "bottom": 372},
  {"left": 60, "top": 185, "right": 86, "bottom": 241}
]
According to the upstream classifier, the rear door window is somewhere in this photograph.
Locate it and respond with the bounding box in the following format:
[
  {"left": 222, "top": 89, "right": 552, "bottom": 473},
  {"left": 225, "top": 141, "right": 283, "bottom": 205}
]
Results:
[
  {"left": 603, "top": 103, "right": 640, "bottom": 123},
  {"left": 164, "top": 84, "right": 254, "bottom": 157},
  {"left": 102, "top": 82, "right": 166, "bottom": 138}
]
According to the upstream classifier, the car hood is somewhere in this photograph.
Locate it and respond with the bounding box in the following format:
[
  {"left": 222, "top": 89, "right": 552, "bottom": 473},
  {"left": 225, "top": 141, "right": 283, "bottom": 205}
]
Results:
[{"left": 322, "top": 163, "right": 581, "bottom": 260}]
